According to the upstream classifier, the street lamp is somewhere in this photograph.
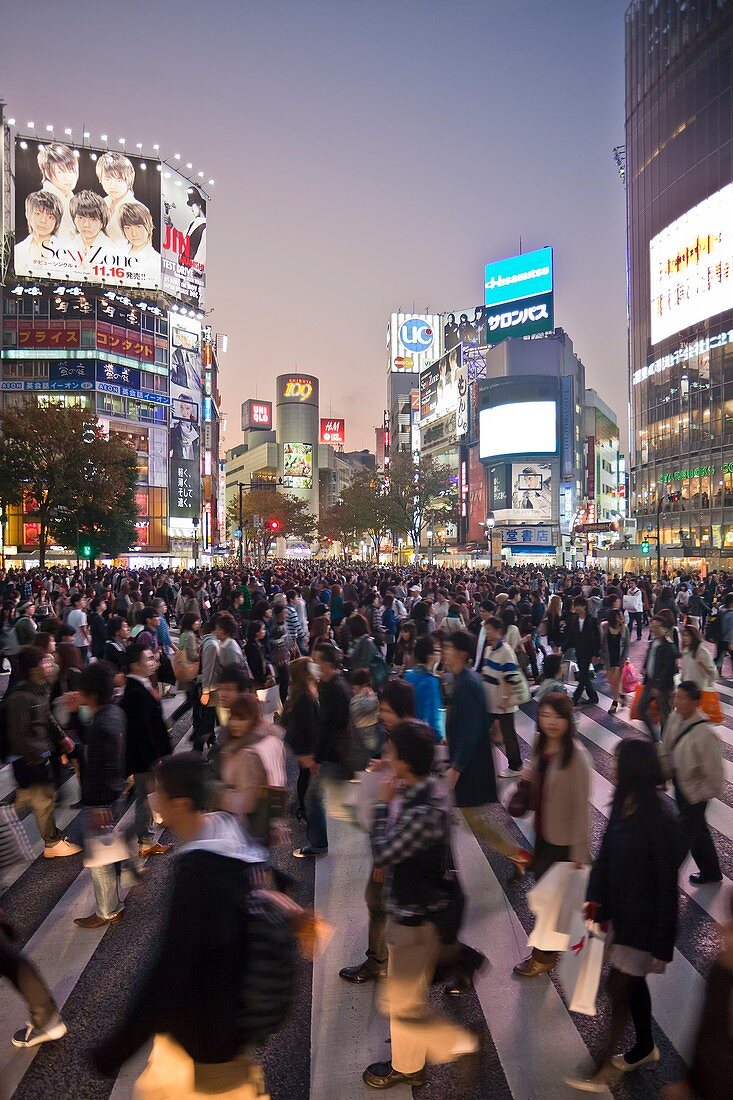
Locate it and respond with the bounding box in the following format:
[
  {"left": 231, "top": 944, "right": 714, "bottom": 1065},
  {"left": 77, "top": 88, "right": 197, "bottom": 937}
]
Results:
[
  {"left": 656, "top": 490, "right": 680, "bottom": 581},
  {"left": 192, "top": 516, "right": 200, "bottom": 566},
  {"left": 485, "top": 512, "right": 495, "bottom": 570},
  {"left": 427, "top": 529, "right": 433, "bottom": 564}
]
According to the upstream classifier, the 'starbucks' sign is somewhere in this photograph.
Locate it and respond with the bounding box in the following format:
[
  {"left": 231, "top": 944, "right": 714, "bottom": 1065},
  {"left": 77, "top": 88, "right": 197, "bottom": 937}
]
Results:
[{"left": 660, "top": 461, "right": 733, "bottom": 483}]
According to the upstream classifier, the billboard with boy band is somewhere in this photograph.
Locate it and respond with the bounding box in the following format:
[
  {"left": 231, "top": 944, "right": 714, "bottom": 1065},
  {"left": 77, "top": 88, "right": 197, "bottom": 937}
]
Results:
[{"left": 12, "top": 137, "right": 206, "bottom": 296}]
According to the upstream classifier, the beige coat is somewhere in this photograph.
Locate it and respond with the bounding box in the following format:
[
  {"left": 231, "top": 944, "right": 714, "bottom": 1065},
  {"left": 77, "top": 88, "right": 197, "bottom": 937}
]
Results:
[
  {"left": 530, "top": 742, "right": 592, "bottom": 864},
  {"left": 660, "top": 709, "right": 725, "bottom": 804}
]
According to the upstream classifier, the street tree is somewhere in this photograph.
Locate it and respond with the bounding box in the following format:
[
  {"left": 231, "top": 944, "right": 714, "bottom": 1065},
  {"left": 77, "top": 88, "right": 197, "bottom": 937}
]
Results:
[
  {"left": 340, "top": 468, "right": 396, "bottom": 560},
  {"left": 227, "top": 489, "right": 315, "bottom": 556},
  {"left": 387, "top": 451, "right": 455, "bottom": 549},
  {"left": 318, "top": 499, "right": 360, "bottom": 554},
  {"left": 0, "top": 402, "right": 139, "bottom": 565}
]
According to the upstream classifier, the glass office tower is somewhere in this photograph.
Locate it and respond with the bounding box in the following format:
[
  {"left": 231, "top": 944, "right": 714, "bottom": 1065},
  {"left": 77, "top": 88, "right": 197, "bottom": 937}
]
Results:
[{"left": 626, "top": 0, "right": 733, "bottom": 564}]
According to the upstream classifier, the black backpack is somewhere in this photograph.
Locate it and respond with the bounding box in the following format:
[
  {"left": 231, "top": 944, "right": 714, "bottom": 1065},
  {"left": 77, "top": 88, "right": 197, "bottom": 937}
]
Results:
[{"left": 239, "top": 890, "right": 297, "bottom": 1044}]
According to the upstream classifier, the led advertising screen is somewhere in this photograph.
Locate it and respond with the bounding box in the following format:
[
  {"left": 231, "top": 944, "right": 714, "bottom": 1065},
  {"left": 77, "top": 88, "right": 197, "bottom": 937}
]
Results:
[
  {"left": 161, "top": 166, "right": 207, "bottom": 307},
  {"left": 388, "top": 313, "right": 441, "bottom": 373},
  {"left": 14, "top": 137, "right": 161, "bottom": 290},
  {"left": 485, "top": 291, "right": 554, "bottom": 343},
  {"left": 484, "top": 246, "right": 553, "bottom": 308},
  {"left": 320, "top": 418, "right": 345, "bottom": 445},
  {"left": 649, "top": 181, "right": 733, "bottom": 345},
  {"left": 169, "top": 313, "right": 202, "bottom": 520},
  {"left": 241, "top": 399, "right": 273, "bottom": 431},
  {"left": 282, "top": 443, "right": 313, "bottom": 489},
  {"left": 479, "top": 400, "right": 557, "bottom": 460}
]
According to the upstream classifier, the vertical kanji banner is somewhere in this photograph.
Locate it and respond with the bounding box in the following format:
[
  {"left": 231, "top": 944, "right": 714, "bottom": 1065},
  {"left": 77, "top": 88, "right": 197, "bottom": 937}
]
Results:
[{"left": 168, "top": 312, "right": 202, "bottom": 521}]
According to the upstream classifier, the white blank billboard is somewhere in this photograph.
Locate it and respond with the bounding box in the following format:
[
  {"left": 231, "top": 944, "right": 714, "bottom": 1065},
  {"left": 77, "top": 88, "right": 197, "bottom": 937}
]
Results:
[
  {"left": 479, "top": 401, "right": 557, "bottom": 459},
  {"left": 650, "top": 181, "right": 733, "bottom": 345}
]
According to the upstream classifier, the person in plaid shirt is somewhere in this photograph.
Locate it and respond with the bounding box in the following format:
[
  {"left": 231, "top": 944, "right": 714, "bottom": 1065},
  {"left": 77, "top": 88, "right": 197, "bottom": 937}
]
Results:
[{"left": 363, "top": 720, "right": 479, "bottom": 1091}]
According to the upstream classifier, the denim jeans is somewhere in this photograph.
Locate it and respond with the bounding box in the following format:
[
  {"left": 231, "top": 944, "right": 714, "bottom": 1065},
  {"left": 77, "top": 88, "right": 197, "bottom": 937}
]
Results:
[{"left": 304, "top": 771, "right": 328, "bottom": 852}]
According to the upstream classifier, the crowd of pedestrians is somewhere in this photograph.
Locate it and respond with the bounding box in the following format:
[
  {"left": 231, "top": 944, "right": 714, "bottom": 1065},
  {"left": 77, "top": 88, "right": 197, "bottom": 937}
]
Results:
[{"left": 0, "top": 559, "right": 731, "bottom": 1097}]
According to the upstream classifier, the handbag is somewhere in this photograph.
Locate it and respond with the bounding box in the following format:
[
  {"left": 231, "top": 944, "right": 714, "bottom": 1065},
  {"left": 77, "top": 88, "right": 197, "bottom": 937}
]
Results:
[
  {"left": 172, "top": 647, "right": 199, "bottom": 684},
  {"left": 558, "top": 909, "right": 606, "bottom": 1016},
  {"left": 83, "top": 827, "right": 134, "bottom": 868},
  {"left": 0, "top": 805, "right": 33, "bottom": 867},
  {"left": 429, "top": 844, "right": 466, "bottom": 945},
  {"left": 506, "top": 776, "right": 537, "bottom": 818},
  {"left": 700, "top": 689, "right": 723, "bottom": 724},
  {"left": 621, "top": 659, "right": 638, "bottom": 694}
]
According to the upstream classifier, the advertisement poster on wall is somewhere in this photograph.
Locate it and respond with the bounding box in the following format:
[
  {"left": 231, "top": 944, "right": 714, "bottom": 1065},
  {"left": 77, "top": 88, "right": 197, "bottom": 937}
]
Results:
[
  {"left": 14, "top": 138, "right": 161, "bottom": 289},
  {"left": 161, "top": 167, "right": 207, "bottom": 307},
  {"left": 319, "top": 418, "right": 345, "bottom": 445},
  {"left": 467, "top": 446, "right": 487, "bottom": 542},
  {"left": 389, "top": 313, "right": 441, "bottom": 373},
  {"left": 509, "top": 463, "right": 552, "bottom": 522},
  {"left": 282, "top": 443, "right": 313, "bottom": 489},
  {"left": 443, "top": 308, "right": 487, "bottom": 353},
  {"left": 168, "top": 313, "right": 202, "bottom": 520},
  {"left": 419, "top": 345, "right": 465, "bottom": 431}
]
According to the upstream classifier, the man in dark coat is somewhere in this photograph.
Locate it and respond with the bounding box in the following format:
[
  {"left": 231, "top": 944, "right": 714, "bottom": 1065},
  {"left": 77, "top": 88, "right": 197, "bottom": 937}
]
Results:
[
  {"left": 638, "top": 614, "right": 679, "bottom": 740},
  {"left": 563, "top": 596, "right": 601, "bottom": 706},
  {"left": 120, "top": 641, "right": 172, "bottom": 858},
  {"left": 442, "top": 630, "right": 529, "bottom": 875}
]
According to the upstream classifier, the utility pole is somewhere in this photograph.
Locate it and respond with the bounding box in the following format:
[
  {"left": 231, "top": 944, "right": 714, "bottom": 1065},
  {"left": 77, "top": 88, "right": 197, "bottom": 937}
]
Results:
[{"left": 238, "top": 481, "right": 245, "bottom": 564}]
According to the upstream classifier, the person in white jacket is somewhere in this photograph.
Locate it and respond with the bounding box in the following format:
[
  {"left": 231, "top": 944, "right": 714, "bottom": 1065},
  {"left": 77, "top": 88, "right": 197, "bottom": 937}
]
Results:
[
  {"left": 680, "top": 625, "right": 717, "bottom": 689},
  {"left": 622, "top": 581, "right": 644, "bottom": 641},
  {"left": 660, "top": 681, "right": 724, "bottom": 885}
]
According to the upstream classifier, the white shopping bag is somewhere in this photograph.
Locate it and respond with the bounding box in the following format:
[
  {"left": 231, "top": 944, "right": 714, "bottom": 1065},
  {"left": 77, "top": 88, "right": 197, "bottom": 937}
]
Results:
[
  {"left": 83, "top": 828, "right": 134, "bottom": 868},
  {"left": 257, "top": 685, "right": 281, "bottom": 717},
  {"left": 354, "top": 768, "right": 386, "bottom": 833},
  {"left": 562, "top": 660, "right": 579, "bottom": 685},
  {"left": 528, "top": 863, "right": 589, "bottom": 952},
  {"left": 558, "top": 910, "right": 606, "bottom": 1016}
]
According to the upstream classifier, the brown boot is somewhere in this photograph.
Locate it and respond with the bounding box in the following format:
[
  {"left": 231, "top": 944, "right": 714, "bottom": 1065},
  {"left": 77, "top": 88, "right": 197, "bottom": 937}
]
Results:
[{"left": 513, "top": 949, "right": 557, "bottom": 977}]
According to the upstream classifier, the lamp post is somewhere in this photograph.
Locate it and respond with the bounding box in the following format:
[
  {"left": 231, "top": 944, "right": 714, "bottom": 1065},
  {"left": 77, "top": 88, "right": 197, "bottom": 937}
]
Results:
[
  {"left": 427, "top": 529, "right": 433, "bottom": 564},
  {"left": 656, "top": 490, "right": 680, "bottom": 582},
  {"left": 237, "top": 481, "right": 245, "bottom": 564},
  {"left": 485, "top": 511, "right": 495, "bottom": 570},
  {"left": 192, "top": 516, "right": 200, "bottom": 566}
]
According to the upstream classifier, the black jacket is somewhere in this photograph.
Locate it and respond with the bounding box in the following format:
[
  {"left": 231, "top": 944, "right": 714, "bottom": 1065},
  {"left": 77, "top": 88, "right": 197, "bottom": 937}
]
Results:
[
  {"left": 315, "top": 674, "right": 351, "bottom": 768},
  {"left": 283, "top": 693, "right": 318, "bottom": 758},
  {"left": 81, "top": 703, "right": 126, "bottom": 807},
  {"left": 563, "top": 614, "right": 600, "bottom": 661},
  {"left": 244, "top": 639, "right": 268, "bottom": 687},
  {"left": 643, "top": 637, "right": 678, "bottom": 691},
  {"left": 120, "top": 678, "right": 171, "bottom": 776},
  {"left": 587, "top": 802, "right": 681, "bottom": 961},
  {"left": 94, "top": 839, "right": 260, "bottom": 1073}
]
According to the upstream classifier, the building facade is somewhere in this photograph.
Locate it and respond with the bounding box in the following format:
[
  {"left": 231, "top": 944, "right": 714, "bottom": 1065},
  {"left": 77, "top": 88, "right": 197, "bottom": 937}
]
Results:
[{"left": 626, "top": 0, "right": 733, "bottom": 565}]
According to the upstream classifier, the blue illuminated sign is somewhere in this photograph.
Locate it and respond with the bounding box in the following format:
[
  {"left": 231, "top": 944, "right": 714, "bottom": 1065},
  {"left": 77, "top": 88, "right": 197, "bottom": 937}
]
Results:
[{"left": 484, "top": 246, "right": 554, "bottom": 308}]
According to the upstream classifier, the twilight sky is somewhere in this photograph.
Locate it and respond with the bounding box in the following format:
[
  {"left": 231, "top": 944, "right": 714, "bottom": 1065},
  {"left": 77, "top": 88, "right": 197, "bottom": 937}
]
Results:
[{"left": 2, "top": 0, "right": 630, "bottom": 453}]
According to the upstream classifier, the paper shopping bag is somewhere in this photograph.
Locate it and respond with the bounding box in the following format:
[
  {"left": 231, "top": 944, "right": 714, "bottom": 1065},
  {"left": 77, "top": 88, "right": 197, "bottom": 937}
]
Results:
[
  {"left": 558, "top": 910, "right": 606, "bottom": 1016},
  {"left": 84, "top": 828, "right": 134, "bottom": 868},
  {"left": 257, "top": 685, "right": 281, "bottom": 717},
  {"left": 527, "top": 863, "right": 588, "bottom": 952}
]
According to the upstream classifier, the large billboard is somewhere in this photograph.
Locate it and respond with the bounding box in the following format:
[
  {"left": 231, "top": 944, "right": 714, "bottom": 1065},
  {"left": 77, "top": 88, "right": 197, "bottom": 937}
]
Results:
[
  {"left": 443, "top": 308, "right": 487, "bottom": 352},
  {"left": 14, "top": 138, "right": 161, "bottom": 290},
  {"left": 161, "top": 167, "right": 206, "bottom": 307},
  {"left": 479, "top": 400, "right": 557, "bottom": 460},
  {"left": 484, "top": 246, "right": 554, "bottom": 308},
  {"left": 486, "top": 461, "right": 553, "bottom": 523},
  {"left": 320, "top": 418, "right": 345, "bottom": 445},
  {"left": 419, "top": 346, "right": 465, "bottom": 429},
  {"left": 169, "top": 312, "right": 202, "bottom": 520},
  {"left": 485, "top": 291, "right": 554, "bottom": 343},
  {"left": 388, "top": 313, "right": 441, "bottom": 373},
  {"left": 282, "top": 443, "right": 313, "bottom": 489},
  {"left": 649, "top": 181, "right": 733, "bottom": 345}
]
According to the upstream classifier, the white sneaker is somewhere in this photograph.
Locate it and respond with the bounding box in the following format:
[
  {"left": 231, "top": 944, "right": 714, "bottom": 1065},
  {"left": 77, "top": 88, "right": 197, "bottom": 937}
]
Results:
[
  {"left": 12, "top": 1015, "right": 67, "bottom": 1048},
  {"left": 43, "top": 838, "right": 82, "bottom": 858},
  {"left": 498, "top": 768, "right": 522, "bottom": 779}
]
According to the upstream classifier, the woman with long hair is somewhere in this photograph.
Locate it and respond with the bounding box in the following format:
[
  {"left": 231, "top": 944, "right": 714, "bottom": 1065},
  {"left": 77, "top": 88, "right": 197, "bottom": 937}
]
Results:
[
  {"left": 393, "top": 621, "right": 417, "bottom": 670},
  {"left": 514, "top": 692, "right": 591, "bottom": 977},
  {"left": 566, "top": 738, "right": 680, "bottom": 1092},
  {"left": 680, "top": 624, "right": 717, "bottom": 689},
  {"left": 282, "top": 656, "right": 320, "bottom": 823},
  {"left": 244, "top": 619, "right": 270, "bottom": 689},
  {"left": 600, "top": 609, "right": 630, "bottom": 714},
  {"left": 218, "top": 694, "right": 287, "bottom": 847},
  {"left": 347, "top": 614, "right": 379, "bottom": 674},
  {"left": 167, "top": 612, "right": 201, "bottom": 727},
  {"left": 543, "top": 593, "right": 565, "bottom": 654}
]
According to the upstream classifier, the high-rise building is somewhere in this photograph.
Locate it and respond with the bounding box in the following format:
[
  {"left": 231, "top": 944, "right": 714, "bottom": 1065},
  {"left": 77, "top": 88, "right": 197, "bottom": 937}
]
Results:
[
  {"left": 0, "top": 116, "right": 221, "bottom": 565},
  {"left": 626, "top": 0, "right": 733, "bottom": 566}
]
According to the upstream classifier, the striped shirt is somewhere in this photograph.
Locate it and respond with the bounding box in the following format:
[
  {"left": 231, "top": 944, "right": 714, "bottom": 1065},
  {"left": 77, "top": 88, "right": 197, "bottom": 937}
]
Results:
[{"left": 481, "top": 640, "right": 522, "bottom": 713}]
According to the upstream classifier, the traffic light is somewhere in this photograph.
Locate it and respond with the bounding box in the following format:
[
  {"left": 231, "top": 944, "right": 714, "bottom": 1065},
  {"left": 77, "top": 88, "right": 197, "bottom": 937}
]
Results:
[
  {"left": 268, "top": 519, "right": 280, "bottom": 533},
  {"left": 640, "top": 539, "right": 650, "bottom": 555}
]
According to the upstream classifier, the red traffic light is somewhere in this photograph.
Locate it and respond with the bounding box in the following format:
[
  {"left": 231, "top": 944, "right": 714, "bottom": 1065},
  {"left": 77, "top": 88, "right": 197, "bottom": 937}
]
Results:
[{"left": 268, "top": 519, "right": 280, "bottom": 531}]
